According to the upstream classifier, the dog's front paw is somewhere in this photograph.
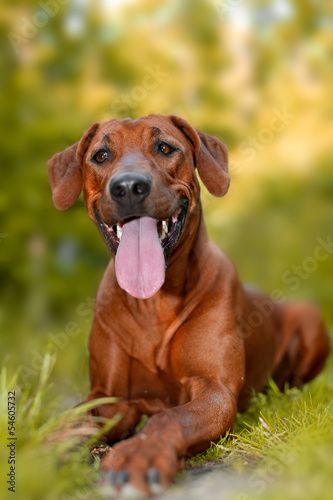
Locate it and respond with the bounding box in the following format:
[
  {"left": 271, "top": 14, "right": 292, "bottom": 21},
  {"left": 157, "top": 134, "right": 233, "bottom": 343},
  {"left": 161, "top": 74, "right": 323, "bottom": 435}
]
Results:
[{"left": 98, "top": 433, "right": 182, "bottom": 497}]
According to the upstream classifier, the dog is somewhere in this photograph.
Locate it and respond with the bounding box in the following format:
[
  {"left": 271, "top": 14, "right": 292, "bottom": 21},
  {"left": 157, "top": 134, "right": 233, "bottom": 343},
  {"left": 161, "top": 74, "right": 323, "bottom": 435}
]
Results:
[{"left": 48, "top": 114, "right": 330, "bottom": 496}]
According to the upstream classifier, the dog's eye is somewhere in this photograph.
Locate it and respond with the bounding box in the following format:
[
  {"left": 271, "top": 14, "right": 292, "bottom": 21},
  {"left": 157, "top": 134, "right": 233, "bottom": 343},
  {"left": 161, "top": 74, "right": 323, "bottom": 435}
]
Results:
[
  {"left": 159, "top": 143, "right": 174, "bottom": 155},
  {"left": 93, "top": 150, "right": 108, "bottom": 163}
]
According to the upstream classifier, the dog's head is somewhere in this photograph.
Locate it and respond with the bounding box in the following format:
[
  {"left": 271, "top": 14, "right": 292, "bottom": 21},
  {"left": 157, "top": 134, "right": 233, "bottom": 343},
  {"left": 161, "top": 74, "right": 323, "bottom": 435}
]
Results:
[{"left": 48, "top": 114, "right": 229, "bottom": 299}]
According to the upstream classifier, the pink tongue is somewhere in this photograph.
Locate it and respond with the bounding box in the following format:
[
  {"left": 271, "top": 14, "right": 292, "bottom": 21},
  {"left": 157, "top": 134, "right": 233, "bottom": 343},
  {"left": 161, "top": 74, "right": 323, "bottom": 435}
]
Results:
[{"left": 115, "top": 217, "right": 165, "bottom": 299}]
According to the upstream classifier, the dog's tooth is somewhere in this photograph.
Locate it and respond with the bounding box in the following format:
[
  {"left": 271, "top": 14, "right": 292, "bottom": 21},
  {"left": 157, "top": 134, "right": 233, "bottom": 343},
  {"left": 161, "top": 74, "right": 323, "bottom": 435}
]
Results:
[
  {"left": 159, "top": 228, "right": 167, "bottom": 242},
  {"left": 117, "top": 225, "right": 122, "bottom": 239},
  {"left": 162, "top": 220, "right": 168, "bottom": 233}
]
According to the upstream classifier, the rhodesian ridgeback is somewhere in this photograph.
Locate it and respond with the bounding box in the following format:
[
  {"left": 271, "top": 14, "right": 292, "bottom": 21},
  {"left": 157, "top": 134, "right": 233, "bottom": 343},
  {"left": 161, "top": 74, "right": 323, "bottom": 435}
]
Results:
[{"left": 48, "top": 114, "right": 330, "bottom": 496}]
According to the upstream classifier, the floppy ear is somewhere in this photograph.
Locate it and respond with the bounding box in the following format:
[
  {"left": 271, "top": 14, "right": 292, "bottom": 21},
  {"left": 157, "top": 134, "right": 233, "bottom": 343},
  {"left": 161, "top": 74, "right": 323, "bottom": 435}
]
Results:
[
  {"left": 48, "top": 142, "right": 80, "bottom": 210},
  {"left": 47, "top": 122, "right": 99, "bottom": 210},
  {"left": 169, "top": 115, "right": 230, "bottom": 197}
]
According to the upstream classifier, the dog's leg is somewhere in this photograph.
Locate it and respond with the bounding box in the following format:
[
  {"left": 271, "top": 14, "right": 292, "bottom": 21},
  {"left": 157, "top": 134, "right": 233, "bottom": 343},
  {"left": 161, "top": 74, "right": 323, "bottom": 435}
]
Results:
[
  {"left": 99, "top": 382, "right": 238, "bottom": 496},
  {"left": 51, "top": 395, "right": 150, "bottom": 446},
  {"left": 99, "top": 324, "right": 243, "bottom": 496},
  {"left": 86, "top": 321, "right": 171, "bottom": 443},
  {"left": 272, "top": 302, "right": 330, "bottom": 389},
  {"left": 85, "top": 394, "right": 142, "bottom": 442},
  {"left": 85, "top": 393, "right": 169, "bottom": 443}
]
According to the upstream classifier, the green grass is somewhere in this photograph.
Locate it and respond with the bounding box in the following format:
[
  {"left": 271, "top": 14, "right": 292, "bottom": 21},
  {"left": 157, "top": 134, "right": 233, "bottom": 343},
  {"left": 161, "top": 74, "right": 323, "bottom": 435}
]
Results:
[
  {"left": 1, "top": 344, "right": 332, "bottom": 500},
  {"left": 0, "top": 349, "right": 119, "bottom": 500}
]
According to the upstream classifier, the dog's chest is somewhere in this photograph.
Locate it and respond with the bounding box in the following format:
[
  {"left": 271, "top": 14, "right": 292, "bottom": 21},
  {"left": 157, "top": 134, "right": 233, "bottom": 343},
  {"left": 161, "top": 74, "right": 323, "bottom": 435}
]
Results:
[
  {"left": 126, "top": 357, "right": 177, "bottom": 403},
  {"left": 97, "top": 312, "right": 185, "bottom": 404}
]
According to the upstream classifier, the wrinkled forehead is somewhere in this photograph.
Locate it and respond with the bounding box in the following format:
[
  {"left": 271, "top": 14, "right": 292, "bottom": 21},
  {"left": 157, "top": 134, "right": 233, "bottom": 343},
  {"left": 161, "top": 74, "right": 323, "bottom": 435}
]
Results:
[{"left": 86, "top": 115, "right": 189, "bottom": 154}]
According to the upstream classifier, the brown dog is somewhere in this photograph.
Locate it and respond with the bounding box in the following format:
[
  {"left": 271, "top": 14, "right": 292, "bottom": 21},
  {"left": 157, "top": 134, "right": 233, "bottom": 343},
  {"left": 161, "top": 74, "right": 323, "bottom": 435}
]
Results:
[{"left": 48, "top": 114, "right": 330, "bottom": 496}]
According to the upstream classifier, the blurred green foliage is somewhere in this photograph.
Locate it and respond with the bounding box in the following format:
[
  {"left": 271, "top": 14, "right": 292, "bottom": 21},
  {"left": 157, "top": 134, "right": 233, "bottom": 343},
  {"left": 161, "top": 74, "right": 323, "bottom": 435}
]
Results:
[{"left": 0, "top": 0, "right": 332, "bottom": 410}]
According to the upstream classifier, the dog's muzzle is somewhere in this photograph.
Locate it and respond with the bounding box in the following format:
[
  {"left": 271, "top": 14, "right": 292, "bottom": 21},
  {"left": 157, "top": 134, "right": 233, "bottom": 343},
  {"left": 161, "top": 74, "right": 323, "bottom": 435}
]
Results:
[{"left": 109, "top": 171, "right": 151, "bottom": 208}]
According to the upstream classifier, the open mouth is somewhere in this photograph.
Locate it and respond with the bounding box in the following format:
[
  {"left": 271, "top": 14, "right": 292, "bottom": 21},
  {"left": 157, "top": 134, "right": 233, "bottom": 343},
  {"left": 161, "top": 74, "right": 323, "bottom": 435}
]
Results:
[
  {"left": 96, "top": 199, "right": 189, "bottom": 258},
  {"left": 95, "top": 199, "right": 188, "bottom": 299}
]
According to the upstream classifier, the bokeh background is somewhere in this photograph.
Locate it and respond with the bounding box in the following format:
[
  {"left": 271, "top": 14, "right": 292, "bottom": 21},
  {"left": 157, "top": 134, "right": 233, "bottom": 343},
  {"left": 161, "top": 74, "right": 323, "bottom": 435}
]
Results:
[{"left": 0, "top": 0, "right": 332, "bottom": 401}]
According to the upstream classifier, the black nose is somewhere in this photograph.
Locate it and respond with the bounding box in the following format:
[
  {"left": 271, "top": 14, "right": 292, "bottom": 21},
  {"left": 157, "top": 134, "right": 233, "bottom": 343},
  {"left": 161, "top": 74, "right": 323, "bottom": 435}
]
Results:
[{"left": 109, "top": 171, "right": 151, "bottom": 206}]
